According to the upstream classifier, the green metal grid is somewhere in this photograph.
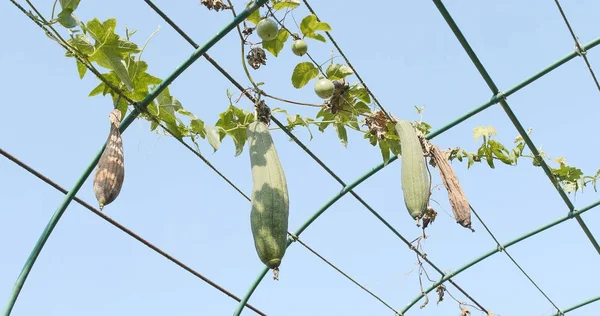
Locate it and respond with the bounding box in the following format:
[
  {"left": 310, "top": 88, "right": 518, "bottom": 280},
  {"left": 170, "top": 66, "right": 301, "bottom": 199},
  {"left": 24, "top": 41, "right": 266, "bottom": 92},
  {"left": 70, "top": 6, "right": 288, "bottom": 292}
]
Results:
[{"left": 3, "top": 0, "right": 600, "bottom": 315}]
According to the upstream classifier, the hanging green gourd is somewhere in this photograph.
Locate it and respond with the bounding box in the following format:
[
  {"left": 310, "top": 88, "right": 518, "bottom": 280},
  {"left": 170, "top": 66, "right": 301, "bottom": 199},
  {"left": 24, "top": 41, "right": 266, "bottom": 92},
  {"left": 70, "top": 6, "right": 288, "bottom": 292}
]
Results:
[
  {"left": 93, "top": 108, "right": 125, "bottom": 211},
  {"left": 247, "top": 104, "right": 289, "bottom": 280},
  {"left": 395, "top": 119, "right": 430, "bottom": 222}
]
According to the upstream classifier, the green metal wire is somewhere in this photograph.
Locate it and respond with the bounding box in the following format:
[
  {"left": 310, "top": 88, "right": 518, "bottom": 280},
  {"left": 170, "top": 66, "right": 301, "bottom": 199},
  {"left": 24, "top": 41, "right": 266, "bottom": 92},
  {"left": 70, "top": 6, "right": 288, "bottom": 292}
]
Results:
[
  {"left": 1, "top": 2, "right": 267, "bottom": 315},
  {"left": 400, "top": 198, "right": 600, "bottom": 314},
  {"left": 431, "top": 0, "right": 600, "bottom": 256},
  {"left": 553, "top": 0, "right": 600, "bottom": 93},
  {"left": 289, "top": 235, "right": 401, "bottom": 314}
]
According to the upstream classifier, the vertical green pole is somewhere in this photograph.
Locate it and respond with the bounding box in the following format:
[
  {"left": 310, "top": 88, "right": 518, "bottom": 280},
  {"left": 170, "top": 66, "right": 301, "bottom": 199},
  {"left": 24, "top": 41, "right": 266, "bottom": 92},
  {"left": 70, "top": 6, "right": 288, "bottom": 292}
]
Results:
[{"left": 2, "top": 1, "right": 266, "bottom": 315}]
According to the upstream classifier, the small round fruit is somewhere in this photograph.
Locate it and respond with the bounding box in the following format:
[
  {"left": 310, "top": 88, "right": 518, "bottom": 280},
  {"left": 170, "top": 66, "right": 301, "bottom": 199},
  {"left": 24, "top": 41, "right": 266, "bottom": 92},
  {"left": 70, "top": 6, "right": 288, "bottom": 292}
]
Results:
[
  {"left": 291, "top": 39, "right": 308, "bottom": 56},
  {"left": 256, "top": 19, "right": 279, "bottom": 42},
  {"left": 314, "top": 78, "right": 335, "bottom": 99}
]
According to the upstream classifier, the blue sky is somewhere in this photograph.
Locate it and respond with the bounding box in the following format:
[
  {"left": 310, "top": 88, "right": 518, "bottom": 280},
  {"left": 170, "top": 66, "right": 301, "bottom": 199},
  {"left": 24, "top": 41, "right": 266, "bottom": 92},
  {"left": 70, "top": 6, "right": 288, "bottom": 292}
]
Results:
[{"left": 1, "top": 0, "right": 600, "bottom": 315}]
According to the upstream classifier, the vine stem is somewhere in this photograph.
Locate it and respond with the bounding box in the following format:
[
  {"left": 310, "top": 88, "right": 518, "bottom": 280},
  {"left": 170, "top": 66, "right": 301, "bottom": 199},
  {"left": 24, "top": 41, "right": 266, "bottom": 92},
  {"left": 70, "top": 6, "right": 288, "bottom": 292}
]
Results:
[
  {"left": 227, "top": 0, "right": 260, "bottom": 94},
  {"left": 261, "top": 91, "right": 323, "bottom": 107}
]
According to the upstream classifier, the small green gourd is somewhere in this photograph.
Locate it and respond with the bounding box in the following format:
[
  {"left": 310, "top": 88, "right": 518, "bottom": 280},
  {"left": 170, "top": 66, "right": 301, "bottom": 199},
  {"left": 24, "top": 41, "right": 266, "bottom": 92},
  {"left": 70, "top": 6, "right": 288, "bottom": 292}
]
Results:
[
  {"left": 396, "top": 120, "right": 430, "bottom": 221},
  {"left": 93, "top": 109, "right": 125, "bottom": 211},
  {"left": 247, "top": 120, "right": 289, "bottom": 275}
]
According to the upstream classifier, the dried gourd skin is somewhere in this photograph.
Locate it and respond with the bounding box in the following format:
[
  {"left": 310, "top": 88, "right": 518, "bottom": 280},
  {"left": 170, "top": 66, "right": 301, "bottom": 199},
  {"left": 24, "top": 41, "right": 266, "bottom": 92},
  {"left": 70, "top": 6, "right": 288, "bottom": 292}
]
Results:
[{"left": 93, "top": 109, "right": 125, "bottom": 211}]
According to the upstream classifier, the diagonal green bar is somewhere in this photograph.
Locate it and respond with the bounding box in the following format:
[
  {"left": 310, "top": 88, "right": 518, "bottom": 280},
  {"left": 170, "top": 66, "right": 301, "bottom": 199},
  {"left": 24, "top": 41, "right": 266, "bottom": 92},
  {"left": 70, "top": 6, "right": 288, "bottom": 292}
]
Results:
[
  {"left": 431, "top": 0, "right": 499, "bottom": 92},
  {"left": 555, "top": 295, "right": 600, "bottom": 315},
  {"left": 431, "top": 0, "right": 600, "bottom": 256},
  {"left": 400, "top": 198, "right": 600, "bottom": 314},
  {"left": 2, "top": 1, "right": 267, "bottom": 315}
]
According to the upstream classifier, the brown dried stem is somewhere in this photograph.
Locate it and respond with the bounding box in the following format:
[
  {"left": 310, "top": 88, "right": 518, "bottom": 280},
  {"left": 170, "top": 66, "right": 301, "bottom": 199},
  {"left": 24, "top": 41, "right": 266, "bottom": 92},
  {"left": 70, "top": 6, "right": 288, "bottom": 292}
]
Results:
[{"left": 425, "top": 140, "right": 474, "bottom": 231}]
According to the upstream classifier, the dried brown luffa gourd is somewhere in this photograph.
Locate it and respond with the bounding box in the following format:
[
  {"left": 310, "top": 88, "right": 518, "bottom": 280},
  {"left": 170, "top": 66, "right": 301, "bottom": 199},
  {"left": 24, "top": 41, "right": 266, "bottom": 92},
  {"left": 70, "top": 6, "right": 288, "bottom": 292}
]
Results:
[{"left": 93, "top": 109, "right": 125, "bottom": 211}]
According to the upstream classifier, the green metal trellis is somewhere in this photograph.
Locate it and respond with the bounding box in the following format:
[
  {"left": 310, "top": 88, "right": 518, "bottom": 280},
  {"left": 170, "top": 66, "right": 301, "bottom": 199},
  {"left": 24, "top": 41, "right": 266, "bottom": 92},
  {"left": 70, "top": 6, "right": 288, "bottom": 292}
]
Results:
[{"left": 4, "top": 0, "right": 600, "bottom": 315}]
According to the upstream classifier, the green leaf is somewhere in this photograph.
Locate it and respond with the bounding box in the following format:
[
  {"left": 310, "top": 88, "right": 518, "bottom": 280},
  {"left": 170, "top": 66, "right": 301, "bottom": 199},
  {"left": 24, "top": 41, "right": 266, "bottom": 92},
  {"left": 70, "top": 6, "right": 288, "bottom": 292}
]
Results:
[
  {"left": 114, "top": 96, "right": 128, "bottom": 118},
  {"left": 117, "top": 57, "right": 162, "bottom": 101},
  {"left": 190, "top": 118, "right": 206, "bottom": 136},
  {"left": 176, "top": 109, "right": 195, "bottom": 118},
  {"left": 300, "top": 14, "right": 331, "bottom": 42},
  {"left": 89, "top": 82, "right": 108, "bottom": 96},
  {"left": 353, "top": 101, "right": 371, "bottom": 114},
  {"left": 245, "top": 1, "right": 261, "bottom": 25},
  {"left": 326, "top": 63, "right": 354, "bottom": 80},
  {"left": 76, "top": 59, "right": 87, "bottom": 78},
  {"left": 57, "top": 9, "right": 78, "bottom": 28},
  {"left": 91, "top": 52, "right": 134, "bottom": 90},
  {"left": 484, "top": 145, "right": 495, "bottom": 168},
  {"left": 165, "top": 121, "right": 182, "bottom": 140},
  {"left": 348, "top": 84, "right": 371, "bottom": 104},
  {"left": 85, "top": 18, "right": 141, "bottom": 91},
  {"left": 285, "top": 113, "right": 314, "bottom": 140},
  {"left": 473, "top": 125, "right": 497, "bottom": 142},
  {"left": 215, "top": 105, "right": 255, "bottom": 156},
  {"left": 488, "top": 140, "right": 513, "bottom": 165},
  {"left": 204, "top": 124, "right": 221, "bottom": 152},
  {"left": 333, "top": 123, "right": 348, "bottom": 146},
  {"left": 365, "top": 132, "right": 377, "bottom": 146},
  {"left": 272, "top": 0, "right": 300, "bottom": 10},
  {"left": 59, "top": 0, "right": 80, "bottom": 11},
  {"left": 57, "top": 0, "right": 80, "bottom": 28},
  {"left": 388, "top": 137, "right": 401, "bottom": 156},
  {"left": 68, "top": 34, "right": 94, "bottom": 55},
  {"left": 413, "top": 121, "right": 432, "bottom": 136},
  {"left": 246, "top": 11, "right": 260, "bottom": 25},
  {"left": 155, "top": 88, "right": 182, "bottom": 125},
  {"left": 552, "top": 164, "right": 584, "bottom": 183},
  {"left": 384, "top": 122, "right": 400, "bottom": 141},
  {"left": 315, "top": 107, "right": 335, "bottom": 132},
  {"left": 291, "top": 62, "right": 319, "bottom": 88},
  {"left": 262, "top": 28, "right": 289, "bottom": 57},
  {"left": 87, "top": 72, "right": 120, "bottom": 97},
  {"left": 379, "top": 138, "right": 391, "bottom": 165}
]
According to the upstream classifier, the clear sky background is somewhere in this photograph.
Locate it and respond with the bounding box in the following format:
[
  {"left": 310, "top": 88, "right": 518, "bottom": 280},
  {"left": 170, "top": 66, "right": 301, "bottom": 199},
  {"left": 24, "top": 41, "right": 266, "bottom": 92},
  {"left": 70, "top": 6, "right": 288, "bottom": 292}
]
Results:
[{"left": 1, "top": 0, "right": 600, "bottom": 315}]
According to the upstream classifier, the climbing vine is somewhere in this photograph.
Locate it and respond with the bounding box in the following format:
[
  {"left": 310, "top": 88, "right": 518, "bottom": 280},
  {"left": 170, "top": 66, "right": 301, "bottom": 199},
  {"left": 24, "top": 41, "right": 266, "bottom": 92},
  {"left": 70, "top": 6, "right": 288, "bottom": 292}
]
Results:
[{"left": 42, "top": 0, "right": 599, "bottom": 196}]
